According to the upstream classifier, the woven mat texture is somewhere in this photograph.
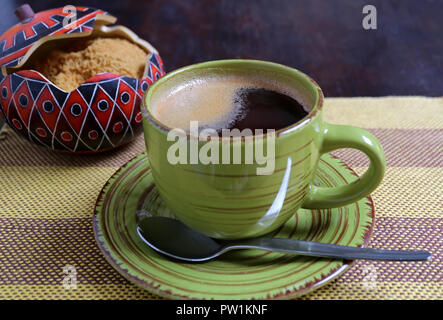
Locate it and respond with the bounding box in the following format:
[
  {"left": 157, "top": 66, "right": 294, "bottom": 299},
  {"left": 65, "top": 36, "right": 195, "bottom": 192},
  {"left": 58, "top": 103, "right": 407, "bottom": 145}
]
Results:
[{"left": 0, "top": 96, "right": 441, "bottom": 300}]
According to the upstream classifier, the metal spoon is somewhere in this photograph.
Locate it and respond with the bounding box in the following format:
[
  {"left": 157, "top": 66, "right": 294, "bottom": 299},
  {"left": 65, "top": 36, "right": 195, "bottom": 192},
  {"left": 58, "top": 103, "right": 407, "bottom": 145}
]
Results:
[{"left": 137, "top": 217, "right": 431, "bottom": 262}]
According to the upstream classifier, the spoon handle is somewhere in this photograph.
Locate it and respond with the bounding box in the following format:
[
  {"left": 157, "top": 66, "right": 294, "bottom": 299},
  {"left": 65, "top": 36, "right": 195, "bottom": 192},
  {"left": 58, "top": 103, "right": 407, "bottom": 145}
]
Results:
[{"left": 228, "top": 238, "right": 431, "bottom": 261}]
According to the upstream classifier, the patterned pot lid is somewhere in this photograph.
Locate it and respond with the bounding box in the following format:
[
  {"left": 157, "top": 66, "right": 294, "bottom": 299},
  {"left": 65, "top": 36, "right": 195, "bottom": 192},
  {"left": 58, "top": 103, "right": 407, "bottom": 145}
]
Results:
[{"left": 0, "top": 4, "right": 116, "bottom": 68}]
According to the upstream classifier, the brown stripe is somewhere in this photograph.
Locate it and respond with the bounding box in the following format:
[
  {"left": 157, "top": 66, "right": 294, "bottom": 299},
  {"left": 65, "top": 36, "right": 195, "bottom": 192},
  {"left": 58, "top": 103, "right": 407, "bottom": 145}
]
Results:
[
  {"left": 336, "top": 216, "right": 442, "bottom": 284},
  {"left": 0, "top": 219, "right": 128, "bottom": 285},
  {"left": 182, "top": 152, "right": 311, "bottom": 177},
  {"left": 0, "top": 218, "right": 90, "bottom": 229},
  {"left": 274, "top": 139, "right": 313, "bottom": 159},
  {"left": 191, "top": 184, "right": 307, "bottom": 213},
  {"left": 331, "top": 128, "right": 443, "bottom": 168},
  {"left": 1, "top": 128, "right": 441, "bottom": 168},
  {"left": 168, "top": 169, "right": 313, "bottom": 193},
  {"left": 1, "top": 215, "right": 437, "bottom": 286},
  {"left": 0, "top": 129, "right": 310, "bottom": 168},
  {"left": 0, "top": 130, "right": 146, "bottom": 167}
]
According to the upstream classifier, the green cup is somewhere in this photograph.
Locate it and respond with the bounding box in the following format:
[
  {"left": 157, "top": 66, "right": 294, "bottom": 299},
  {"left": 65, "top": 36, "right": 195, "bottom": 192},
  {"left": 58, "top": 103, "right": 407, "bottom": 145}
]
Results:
[{"left": 142, "top": 60, "right": 385, "bottom": 239}]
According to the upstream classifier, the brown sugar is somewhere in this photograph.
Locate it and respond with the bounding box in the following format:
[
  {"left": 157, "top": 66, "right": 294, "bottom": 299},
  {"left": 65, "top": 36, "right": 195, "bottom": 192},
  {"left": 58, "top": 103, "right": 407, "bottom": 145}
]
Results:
[{"left": 33, "top": 37, "right": 148, "bottom": 91}]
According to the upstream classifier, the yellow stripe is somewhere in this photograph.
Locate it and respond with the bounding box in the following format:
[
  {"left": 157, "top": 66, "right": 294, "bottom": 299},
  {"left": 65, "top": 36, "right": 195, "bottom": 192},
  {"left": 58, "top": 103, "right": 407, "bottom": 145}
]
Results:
[
  {"left": 1, "top": 166, "right": 441, "bottom": 219},
  {"left": 353, "top": 167, "right": 442, "bottom": 218},
  {"left": 324, "top": 97, "right": 443, "bottom": 129},
  {"left": 0, "top": 284, "right": 162, "bottom": 300},
  {"left": 302, "top": 281, "right": 443, "bottom": 300},
  {"left": 0, "top": 282, "right": 440, "bottom": 299},
  {"left": 0, "top": 166, "right": 118, "bottom": 219}
]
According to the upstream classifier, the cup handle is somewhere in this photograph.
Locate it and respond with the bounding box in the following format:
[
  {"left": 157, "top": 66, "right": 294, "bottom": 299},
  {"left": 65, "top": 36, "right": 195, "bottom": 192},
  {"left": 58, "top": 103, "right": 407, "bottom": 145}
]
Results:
[{"left": 301, "top": 123, "right": 385, "bottom": 209}]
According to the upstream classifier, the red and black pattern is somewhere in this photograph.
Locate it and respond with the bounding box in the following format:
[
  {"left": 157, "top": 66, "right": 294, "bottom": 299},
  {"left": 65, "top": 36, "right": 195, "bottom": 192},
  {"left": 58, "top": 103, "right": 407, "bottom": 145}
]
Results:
[
  {"left": 0, "top": 6, "right": 107, "bottom": 67},
  {"left": 0, "top": 53, "right": 165, "bottom": 153}
]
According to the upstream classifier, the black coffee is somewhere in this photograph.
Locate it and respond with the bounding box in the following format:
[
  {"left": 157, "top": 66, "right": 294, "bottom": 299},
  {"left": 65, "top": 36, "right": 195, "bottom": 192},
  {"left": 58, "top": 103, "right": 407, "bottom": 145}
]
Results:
[
  {"left": 152, "top": 75, "right": 309, "bottom": 133},
  {"left": 227, "top": 87, "right": 308, "bottom": 132}
]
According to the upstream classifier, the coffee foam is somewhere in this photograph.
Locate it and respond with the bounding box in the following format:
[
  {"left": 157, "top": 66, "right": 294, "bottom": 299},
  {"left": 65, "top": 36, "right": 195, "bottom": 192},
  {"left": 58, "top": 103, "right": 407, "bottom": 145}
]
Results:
[{"left": 151, "top": 74, "right": 309, "bottom": 131}]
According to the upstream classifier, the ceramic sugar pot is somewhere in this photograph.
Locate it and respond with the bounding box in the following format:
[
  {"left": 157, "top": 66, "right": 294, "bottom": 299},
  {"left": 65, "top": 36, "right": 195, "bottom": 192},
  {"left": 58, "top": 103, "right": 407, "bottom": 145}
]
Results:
[{"left": 0, "top": 4, "right": 165, "bottom": 153}]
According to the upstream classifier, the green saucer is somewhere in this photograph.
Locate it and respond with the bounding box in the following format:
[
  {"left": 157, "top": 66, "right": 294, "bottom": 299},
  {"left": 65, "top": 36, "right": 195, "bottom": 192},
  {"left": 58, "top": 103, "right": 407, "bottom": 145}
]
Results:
[{"left": 93, "top": 153, "right": 374, "bottom": 299}]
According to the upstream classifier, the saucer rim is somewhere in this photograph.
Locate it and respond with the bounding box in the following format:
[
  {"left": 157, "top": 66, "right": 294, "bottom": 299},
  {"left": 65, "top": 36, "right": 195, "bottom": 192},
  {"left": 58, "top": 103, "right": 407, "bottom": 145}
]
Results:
[{"left": 93, "top": 152, "right": 375, "bottom": 300}]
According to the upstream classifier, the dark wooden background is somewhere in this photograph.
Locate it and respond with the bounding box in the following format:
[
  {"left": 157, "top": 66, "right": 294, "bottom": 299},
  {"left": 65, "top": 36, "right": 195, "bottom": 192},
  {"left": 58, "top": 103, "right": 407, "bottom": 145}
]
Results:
[{"left": 0, "top": 0, "right": 442, "bottom": 97}]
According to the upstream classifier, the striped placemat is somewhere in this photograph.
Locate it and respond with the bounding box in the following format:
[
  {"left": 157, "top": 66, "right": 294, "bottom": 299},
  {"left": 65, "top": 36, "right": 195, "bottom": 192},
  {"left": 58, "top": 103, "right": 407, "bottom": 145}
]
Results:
[{"left": 0, "top": 96, "right": 441, "bottom": 300}]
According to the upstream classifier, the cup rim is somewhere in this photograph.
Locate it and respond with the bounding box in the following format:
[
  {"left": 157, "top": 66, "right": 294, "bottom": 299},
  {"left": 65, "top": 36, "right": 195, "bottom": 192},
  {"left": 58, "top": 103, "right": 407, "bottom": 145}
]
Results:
[{"left": 142, "top": 59, "right": 324, "bottom": 141}]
